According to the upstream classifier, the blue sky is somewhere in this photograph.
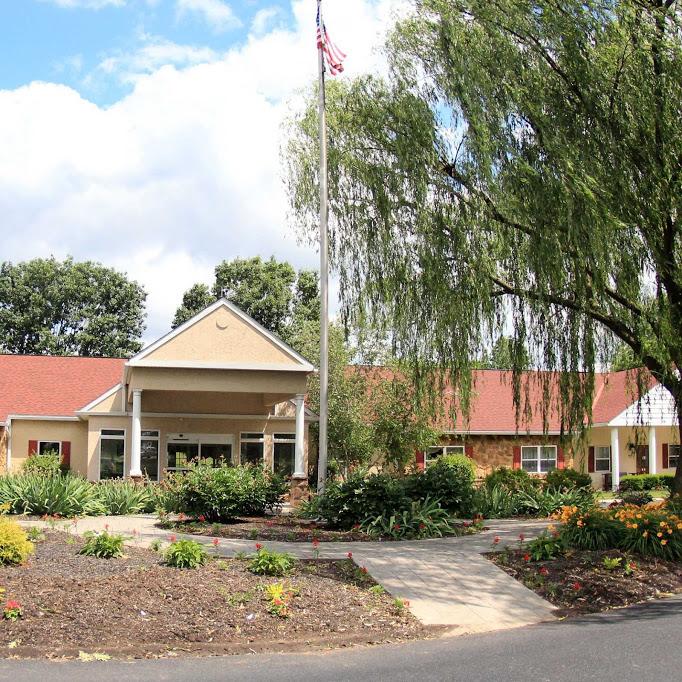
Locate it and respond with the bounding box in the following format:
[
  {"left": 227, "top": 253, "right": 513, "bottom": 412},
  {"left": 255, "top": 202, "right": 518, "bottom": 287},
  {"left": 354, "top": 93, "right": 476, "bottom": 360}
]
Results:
[{"left": 0, "top": 0, "right": 401, "bottom": 342}]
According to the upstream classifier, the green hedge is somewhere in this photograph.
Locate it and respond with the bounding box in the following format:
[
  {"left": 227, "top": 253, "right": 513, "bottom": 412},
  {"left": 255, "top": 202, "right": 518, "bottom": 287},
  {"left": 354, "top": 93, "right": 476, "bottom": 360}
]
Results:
[{"left": 619, "top": 474, "right": 674, "bottom": 492}]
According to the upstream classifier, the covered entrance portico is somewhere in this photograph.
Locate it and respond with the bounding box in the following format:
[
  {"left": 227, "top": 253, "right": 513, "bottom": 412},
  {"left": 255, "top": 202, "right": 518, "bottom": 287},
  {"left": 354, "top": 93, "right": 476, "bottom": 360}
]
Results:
[{"left": 78, "top": 300, "right": 316, "bottom": 492}]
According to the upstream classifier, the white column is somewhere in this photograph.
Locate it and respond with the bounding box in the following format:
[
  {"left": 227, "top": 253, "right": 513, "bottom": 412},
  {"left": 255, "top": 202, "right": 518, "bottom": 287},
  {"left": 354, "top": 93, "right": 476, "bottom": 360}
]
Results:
[
  {"left": 611, "top": 427, "right": 620, "bottom": 491},
  {"left": 293, "top": 394, "right": 306, "bottom": 478},
  {"left": 130, "top": 389, "right": 143, "bottom": 478},
  {"left": 649, "top": 427, "right": 657, "bottom": 475}
]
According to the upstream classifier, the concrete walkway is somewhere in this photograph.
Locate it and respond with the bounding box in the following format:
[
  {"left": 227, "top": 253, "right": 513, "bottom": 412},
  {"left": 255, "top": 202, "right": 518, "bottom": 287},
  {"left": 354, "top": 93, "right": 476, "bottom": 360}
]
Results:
[{"left": 21, "top": 515, "right": 556, "bottom": 635}]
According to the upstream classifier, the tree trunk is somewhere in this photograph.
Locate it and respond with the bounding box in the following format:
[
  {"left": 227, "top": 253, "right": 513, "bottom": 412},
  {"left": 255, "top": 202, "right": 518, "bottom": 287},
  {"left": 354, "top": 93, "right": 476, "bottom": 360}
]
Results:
[{"left": 675, "top": 401, "right": 682, "bottom": 497}]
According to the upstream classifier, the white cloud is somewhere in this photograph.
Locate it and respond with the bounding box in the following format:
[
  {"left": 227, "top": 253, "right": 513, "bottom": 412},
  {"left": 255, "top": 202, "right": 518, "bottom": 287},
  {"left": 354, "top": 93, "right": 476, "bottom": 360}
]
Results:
[
  {"left": 251, "top": 6, "right": 281, "bottom": 35},
  {"left": 0, "top": 0, "right": 406, "bottom": 341},
  {"left": 175, "top": 0, "right": 242, "bottom": 32},
  {"left": 39, "top": 0, "right": 126, "bottom": 8}
]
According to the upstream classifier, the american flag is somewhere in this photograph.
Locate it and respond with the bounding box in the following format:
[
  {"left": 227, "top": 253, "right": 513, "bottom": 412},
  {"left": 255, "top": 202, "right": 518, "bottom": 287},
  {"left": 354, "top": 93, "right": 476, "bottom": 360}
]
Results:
[{"left": 316, "top": 0, "right": 346, "bottom": 76}]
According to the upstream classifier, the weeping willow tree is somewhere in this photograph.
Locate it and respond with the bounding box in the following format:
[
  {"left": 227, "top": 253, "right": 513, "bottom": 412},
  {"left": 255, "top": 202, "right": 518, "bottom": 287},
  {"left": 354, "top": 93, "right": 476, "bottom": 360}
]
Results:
[{"left": 284, "top": 0, "right": 682, "bottom": 490}]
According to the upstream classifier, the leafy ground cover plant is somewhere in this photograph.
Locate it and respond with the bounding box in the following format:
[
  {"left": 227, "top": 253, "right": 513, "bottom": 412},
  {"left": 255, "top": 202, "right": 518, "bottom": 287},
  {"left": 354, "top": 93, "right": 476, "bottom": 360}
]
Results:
[
  {"left": 163, "top": 538, "right": 209, "bottom": 568},
  {"left": 526, "top": 531, "right": 565, "bottom": 561},
  {"left": 248, "top": 545, "right": 294, "bottom": 576},
  {"left": 360, "top": 497, "right": 458, "bottom": 539},
  {"left": 161, "top": 463, "right": 287, "bottom": 522},
  {"left": 0, "top": 517, "right": 34, "bottom": 565},
  {"left": 79, "top": 531, "right": 125, "bottom": 559}
]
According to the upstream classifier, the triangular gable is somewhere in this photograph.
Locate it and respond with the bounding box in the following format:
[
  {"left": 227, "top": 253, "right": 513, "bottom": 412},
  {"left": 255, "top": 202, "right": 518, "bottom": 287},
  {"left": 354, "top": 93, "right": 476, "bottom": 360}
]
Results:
[
  {"left": 608, "top": 383, "right": 678, "bottom": 427},
  {"left": 127, "top": 299, "right": 315, "bottom": 371},
  {"left": 78, "top": 384, "right": 124, "bottom": 414}
]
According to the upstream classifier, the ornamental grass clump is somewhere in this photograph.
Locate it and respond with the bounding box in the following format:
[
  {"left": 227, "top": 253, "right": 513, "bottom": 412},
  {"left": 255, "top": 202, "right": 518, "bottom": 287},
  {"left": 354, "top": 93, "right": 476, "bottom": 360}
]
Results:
[
  {"left": 79, "top": 530, "right": 125, "bottom": 559},
  {"left": 360, "top": 497, "right": 457, "bottom": 539},
  {"left": 95, "top": 480, "right": 155, "bottom": 515},
  {"left": 163, "top": 538, "right": 209, "bottom": 568},
  {"left": 0, "top": 517, "right": 34, "bottom": 565}
]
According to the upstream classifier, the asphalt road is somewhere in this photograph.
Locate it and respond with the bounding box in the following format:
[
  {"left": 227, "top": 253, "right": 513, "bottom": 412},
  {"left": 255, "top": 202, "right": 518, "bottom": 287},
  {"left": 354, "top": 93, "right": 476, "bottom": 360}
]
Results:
[{"left": 2, "top": 596, "right": 681, "bottom": 682}]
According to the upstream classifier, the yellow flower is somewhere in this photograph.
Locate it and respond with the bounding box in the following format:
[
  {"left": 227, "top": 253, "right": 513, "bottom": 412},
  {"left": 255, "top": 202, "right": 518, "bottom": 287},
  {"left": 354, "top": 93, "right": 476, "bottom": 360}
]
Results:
[
  {"left": 642, "top": 531, "right": 649, "bottom": 538},
  {"left": 661, "top": 539, "right": 668, "bottom": 546},
  {"left": 657, "top": 532, "right": 663, "bottom": 538},
  {"left": 632, "top": 523, "right": 638, "bottom": 529}
]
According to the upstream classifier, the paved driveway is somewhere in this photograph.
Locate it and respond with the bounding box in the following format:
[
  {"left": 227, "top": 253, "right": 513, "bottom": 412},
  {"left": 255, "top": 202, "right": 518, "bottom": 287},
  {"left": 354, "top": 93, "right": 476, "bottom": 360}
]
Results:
[{"left": 22, "top": 515, "right": 555, "bottom": 633}]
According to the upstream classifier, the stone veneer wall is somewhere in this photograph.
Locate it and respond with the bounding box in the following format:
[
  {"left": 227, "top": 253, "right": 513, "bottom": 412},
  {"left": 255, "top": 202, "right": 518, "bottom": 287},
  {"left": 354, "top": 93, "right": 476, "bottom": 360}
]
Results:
[{"left": 440, "top": 434, "right": 572, "bottom": 478}]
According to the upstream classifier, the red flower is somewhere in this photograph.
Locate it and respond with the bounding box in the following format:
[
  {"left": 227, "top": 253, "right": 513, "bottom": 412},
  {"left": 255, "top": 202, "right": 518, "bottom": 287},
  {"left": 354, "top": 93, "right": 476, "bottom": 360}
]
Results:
[
  {"left": 312, "top": 539, "right": 320, "bottom": 548},
  {"left": 169, "top": 534, "right": 177, "bottom": 543},
  {"left": 347, "top": 552, "right": 353, "bottom": 559},
  {"left": 493, "top": 536, "right": 501, "bottom": 544},
  {"left": 572, "top": 582, "right": 582, "bottom": 591},
  {"left": 198, "top": 515, "right": 206, "bottom": 523},
  {"left": 523, "top": 554, "right": 531, "bottom": 562},
  {"left": 212, "top": 538, "right": 220, "bottom": 547},
  {"left": 393, "top": 523, "right": 401, "bottom": 530},
  {"left": 352, "top": 523, "right": 360, "bottom": 530},
  {"left": 255, "top": 543, "right": 263, "bottom": 550},
  {"left": 104, "top": 523, "right": 109, "bottom": 531},
  {"left": 519, "top": 533, "right": 525, "bottom": 542},
  {"left": 539, "top": 567, "right": 549, "bottom": 576},
  {"left": 5, "top": 600, "right": 20, "bottom": 610},
  {"left": 419, "top": 523, "right": 426, "bottom": 530},
  {"left": 360, "top": 566, "right": 368, "bottom": 574},
  {"left": 403, "top": 600, "right": 410, "bottom": 607}
]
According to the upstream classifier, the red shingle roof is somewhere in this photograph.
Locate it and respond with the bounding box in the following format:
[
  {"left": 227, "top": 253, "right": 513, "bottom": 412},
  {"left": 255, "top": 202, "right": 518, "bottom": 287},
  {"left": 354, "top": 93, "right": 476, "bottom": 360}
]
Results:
[
  {"left": 352, "top": 366, "right": 654, "bottom": 433},
  {"left": 0, "top": 355, "right": 125, "bottom": 423}
]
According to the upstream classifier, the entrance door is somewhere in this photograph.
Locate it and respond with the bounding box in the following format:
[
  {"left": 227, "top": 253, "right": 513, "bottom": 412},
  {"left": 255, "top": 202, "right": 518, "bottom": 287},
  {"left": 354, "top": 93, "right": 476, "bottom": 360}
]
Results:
[{"left": 636, "top": 445, "right": 649, "bottom": 474}]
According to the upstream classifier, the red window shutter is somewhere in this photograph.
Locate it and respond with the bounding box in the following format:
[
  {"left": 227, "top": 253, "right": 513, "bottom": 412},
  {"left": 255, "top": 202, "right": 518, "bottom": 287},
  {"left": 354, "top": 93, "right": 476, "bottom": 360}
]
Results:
[
  {"left": 61, "top": 441, "right": 71, "bottom": 469},
  {"left": 415, "top": 450, "right": 425, "bottom": 471},
  {"left": 512, "top": 446, "right": 521, "bottom": 469},
  {"left": 588, "top": 446, "right": 595, "bottom": 473},
  {"left": 557, "top": 447, "right": 566, "bottom": 470},
  {"left": 465, "top": 445, "right": 474, "bottom": 459},
  {"left": 28, "top": 440, "right": 38, "bottom": 457},
  {"left": 662, "top": 443, "right": 669, "bottom": 469}
]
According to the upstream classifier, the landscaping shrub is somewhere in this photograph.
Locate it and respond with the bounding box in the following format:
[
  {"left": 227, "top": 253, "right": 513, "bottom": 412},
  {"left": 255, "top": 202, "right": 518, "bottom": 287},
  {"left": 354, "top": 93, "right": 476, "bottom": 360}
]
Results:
[
  {"left": 470, "top": 484, "right": 519, "bottom": 519},
  {"left": 526, "top": 532, "right": 565, "bottom": 561},
  {"left": 545, "top": 468, "right": 592, "bottom": 491},
  {"left": 316, "top": 471, "right": 411, "bottom": 529},
  {"left": 22, "top": 453, "right": 62, "bottom": 477},
  {"left": 164, "top": 538, "right": 209, "bottom": 568},
  {"left": 619, "top": 474, "right": 674, "bottom": 492},
  {"left": 0, "top": 473, "right": 107, "bottom": 517},
  {"left": 95, "top": 480, "right": 155, "bottom": 515},
  {"left": 557, "top": 506, "right": 625, "bottom": 551},
  {"left": 483, "top": 467, "right": 538, "bottom": 493},
  {"left": 248, "top": 546, "right": 294, "bottom": 576},
  {"left": 0, "top": 517, "right": 34, "bottom": 565},
  {"left": 619, "top": 490, "right": 654, "bottom": 507},
  {"left": 79, "top": 531, "right": 125, "bottom": 559},
  {"left": 514, "top": 486, "right": 596, "bottom": 517},
  {"left": 360, "top": 497, "right": 458, "bottom": 539},
  {"left": 161, "top": 463, "right": 287, "bottom": 522},
  {"left": 613, "top": 506, "right": 682, "bottom": 560},
  {"left": 405, "top": 456, "right": 475, "bottom": 514}
]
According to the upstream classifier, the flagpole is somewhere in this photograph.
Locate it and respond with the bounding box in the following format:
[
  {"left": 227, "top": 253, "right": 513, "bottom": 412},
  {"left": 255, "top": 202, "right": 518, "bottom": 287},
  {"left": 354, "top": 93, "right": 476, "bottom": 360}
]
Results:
[{"left": 317, "top": 2, "right": 330, "bottom": 493}]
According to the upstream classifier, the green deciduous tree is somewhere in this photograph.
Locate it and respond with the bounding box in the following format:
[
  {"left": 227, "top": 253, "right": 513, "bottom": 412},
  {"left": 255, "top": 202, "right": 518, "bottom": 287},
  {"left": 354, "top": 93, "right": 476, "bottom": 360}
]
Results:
[
  {"left": 481, "top": 336, "right": 531, "bottom": 371},
  {"left": 0, "top": 257, "right": 146, "bottom": 357},
  {"left": 172, "top": 257, "right": 320, "bottom": 348},
  {"left": 284, "top": 0, "right": 682, "bottom": 490}
]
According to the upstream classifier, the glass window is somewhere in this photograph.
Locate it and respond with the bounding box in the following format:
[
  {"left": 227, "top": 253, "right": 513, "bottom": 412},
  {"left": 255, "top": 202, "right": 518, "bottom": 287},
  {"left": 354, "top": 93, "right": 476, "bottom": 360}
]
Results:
[
  {"left": 522, "top": 445, "right": 557, "bottom": 474},
  {"left": 425, "top": 445, "right": 465, "bottom": 468},
  {"left": 167, "top": 443, "right": 199, "bottom": 471},
  {"left": 240, "top": 433, "right": 264, "bottom": 466},
  {"left": 273, "top": 433, "right": 296, "bottom": 478},
  {"left": 102, "top": 429, "right": 125, "bottom": 436},
  {"left": 100, "top": 432, "right": 125, "bottom": 480},
  {"left": 669, "top": 445, "right": 681, "bottom": 469},
  {"left": 38, "top": 441, "right": 61, "bottom": 456},
  {"left": 141, "top": 431, "right": 159, "bottom": 481},
  {"left": 200, "top": 443, "right": 233, "bottom": 467},
  {"left": 595, "top": 446, "right": 611, "bottom": 472}
]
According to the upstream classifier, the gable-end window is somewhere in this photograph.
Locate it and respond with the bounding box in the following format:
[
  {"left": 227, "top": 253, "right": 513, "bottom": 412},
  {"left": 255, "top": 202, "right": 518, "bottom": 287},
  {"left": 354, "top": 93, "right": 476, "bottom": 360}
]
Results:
[
  {"left": 141, "top": 430, "right": 159, "bottom": 481},
  {"left": 425, "top": 445, "right": 465, "bottom": 468},
  {"left": 521, "top": 445, "right": 557, "bottom": 474},
  {"left": 240, "top": 432, "right": 264, "bottom": 466},
  {"left": 595, "top": 446, "right": 611, "bottom": 473},
  {"left": 38, "top": 441, "right": 61, "bottom": 456},
  {"left": 273, "top": 433, "right": 295, "bottom": 478},
  {"left": 100, "top": 429, "right": 125, "bottom": 480},
  {"left": 669, "top": 445, "right": 681, "bottom": 469}
]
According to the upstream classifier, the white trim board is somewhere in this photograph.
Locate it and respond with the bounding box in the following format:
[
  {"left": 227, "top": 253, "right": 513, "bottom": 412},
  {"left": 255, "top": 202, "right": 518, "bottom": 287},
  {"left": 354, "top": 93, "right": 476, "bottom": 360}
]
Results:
[
  {"left": 78, "top": 383, "right": 123, "bottom": 413},
  {"left": 77, "top": 411, "right": 319, "bottom": 422},
  {"left": 608, "top": 383, "right": 679, "bottom": 427},
  {"left": 127, "top": 299, "right": 315, "bottom": 372},
  {"left": 128, "top": 360, "right": 312, "bottom": 372},
  {"left": 7, "top": 415, "right": 80, "bottom": 422}
]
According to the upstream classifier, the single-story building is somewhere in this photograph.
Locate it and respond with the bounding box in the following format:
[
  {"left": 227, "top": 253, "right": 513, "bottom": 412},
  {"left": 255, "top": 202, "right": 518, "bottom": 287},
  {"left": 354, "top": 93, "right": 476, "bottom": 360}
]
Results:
[
  {"left": 0, "top": 299, "right": 316, "bottom": 498},
  {"left": 416, "top": 370, "right": 680, "bottom": 490}
]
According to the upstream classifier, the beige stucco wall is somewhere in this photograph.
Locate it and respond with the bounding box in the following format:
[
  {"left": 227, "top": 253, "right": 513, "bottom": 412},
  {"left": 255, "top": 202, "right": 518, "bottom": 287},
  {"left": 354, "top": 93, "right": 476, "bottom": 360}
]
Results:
[
  {"left": 8, "top": 419, "right": 89, "bottom": 476},
  {"left": 0, "top": 427, "right": 6, "bottom": 474},
  {"left": 87, "top": 386, "right": 123, "bottom": 413},
  {"left": 85, "top": 414, "right": 309, "bottom": 481},
  {"left": 145, "top": 307, "right": 297, "bottom": 365},
  {"left": 139, "top": 390, "right": 270, "bottom": 416},
  {"left": 128, "top": 367, "right": 308, "bottom": 397}
]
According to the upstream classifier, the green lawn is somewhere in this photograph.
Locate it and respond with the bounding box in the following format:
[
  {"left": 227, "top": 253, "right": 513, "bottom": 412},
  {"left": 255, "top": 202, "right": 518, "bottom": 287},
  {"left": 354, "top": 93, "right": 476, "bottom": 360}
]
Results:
[{"left": 596, "top": 489, "right": 670, "bottom": 500}]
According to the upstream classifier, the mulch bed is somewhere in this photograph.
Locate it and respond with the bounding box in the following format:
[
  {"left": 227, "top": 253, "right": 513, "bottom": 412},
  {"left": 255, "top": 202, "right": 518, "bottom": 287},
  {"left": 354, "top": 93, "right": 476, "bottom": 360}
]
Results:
[
  {"left": 161, "top": 516, "right": 482, "bottom": 542},
  {"left": 489, "top": 547, "right": 682, "bottom": 617},
  {"left": 0, "top": 531, "right": 427, "bottom": 659}
]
